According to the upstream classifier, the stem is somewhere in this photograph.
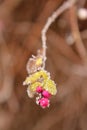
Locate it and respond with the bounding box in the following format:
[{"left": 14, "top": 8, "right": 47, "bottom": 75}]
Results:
[{"left": 41, "top": 0, "right": 76, "bottom": 69}]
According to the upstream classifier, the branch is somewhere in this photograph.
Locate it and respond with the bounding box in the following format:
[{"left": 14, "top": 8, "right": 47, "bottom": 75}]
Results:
[{"left": 41, "top": 0, "right": 76, "bottom": 68}]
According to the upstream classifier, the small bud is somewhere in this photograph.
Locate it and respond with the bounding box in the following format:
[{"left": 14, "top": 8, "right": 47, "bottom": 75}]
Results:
[
  {"left": 42, "top": 90, "right": 51, "bottom": 98},
  {"left": 39, "top": 98, "right": 50, "bottom": 108},
  {"left": 36, "top": 86, "right": 43, "bottom": 93}
]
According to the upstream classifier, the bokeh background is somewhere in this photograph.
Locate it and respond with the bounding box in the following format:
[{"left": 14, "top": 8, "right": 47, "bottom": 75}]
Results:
[{"left": 0, "top": 0, "right": 87, "bottom": 130}]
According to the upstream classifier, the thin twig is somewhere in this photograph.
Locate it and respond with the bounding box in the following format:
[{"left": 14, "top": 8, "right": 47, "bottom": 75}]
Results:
[{"left": 41, "top": 0, "right": 76, "bottom": 69}]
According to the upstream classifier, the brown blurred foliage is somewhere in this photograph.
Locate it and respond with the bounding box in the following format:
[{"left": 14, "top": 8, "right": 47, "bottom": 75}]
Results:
[{"left": 0, "top": 0, "right": 87, "bottom": 130}]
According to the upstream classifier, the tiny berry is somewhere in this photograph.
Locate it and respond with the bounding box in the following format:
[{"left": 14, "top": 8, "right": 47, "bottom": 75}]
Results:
[
  {"left": 36, "top": 86, "right": 43, "bottom": 93},
  {"left": 42, "top": 90, "right": 51, "bottom": 98},
  {"left": 39, "top": 97, "right": 49, "bottom": 108}
]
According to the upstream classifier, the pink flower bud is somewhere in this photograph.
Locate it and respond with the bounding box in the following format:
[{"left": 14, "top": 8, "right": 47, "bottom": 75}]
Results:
[
  {"left": 39, "top": 98, "right": 49, "bottom": 108},
  {"left": 36, "top": 86, "right": 43, "bottom": 93},
  {"left": 42, "top": 90, "right": 51, "bottom": 98}
]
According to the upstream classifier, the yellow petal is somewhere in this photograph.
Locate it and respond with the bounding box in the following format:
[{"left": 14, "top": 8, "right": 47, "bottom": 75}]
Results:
[
  {"left": 23, "top": 70, "right": 49, "bottom": 85},
  {"left": 43, "top": 79, "right": 57, "bottom": 95},
  {"left": 30, "top": 82, "right": 43, "bottom": 91}
]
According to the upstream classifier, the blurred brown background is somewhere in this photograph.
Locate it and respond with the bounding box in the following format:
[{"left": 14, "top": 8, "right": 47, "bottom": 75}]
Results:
[{"left": 0, "top": 0, "right": 87, "bottom": 130}]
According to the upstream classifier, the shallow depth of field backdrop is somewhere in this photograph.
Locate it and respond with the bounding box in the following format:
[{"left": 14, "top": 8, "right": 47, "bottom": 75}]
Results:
[{"left": 0, "top": 0, "right": 87, "bottom": 130}]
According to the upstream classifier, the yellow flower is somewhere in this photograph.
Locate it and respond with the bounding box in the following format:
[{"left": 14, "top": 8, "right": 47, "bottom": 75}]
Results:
[
  {"left": 23, "top": 69, "right": 57, "bottom": 96},
  {"left": 23, "top": 70, "right": 49, "bottom": 85}
]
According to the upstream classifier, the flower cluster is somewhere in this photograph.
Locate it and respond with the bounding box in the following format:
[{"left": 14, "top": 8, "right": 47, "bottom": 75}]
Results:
[{"left": 23, "top": 50, "right": 57, "bottom": 108}]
